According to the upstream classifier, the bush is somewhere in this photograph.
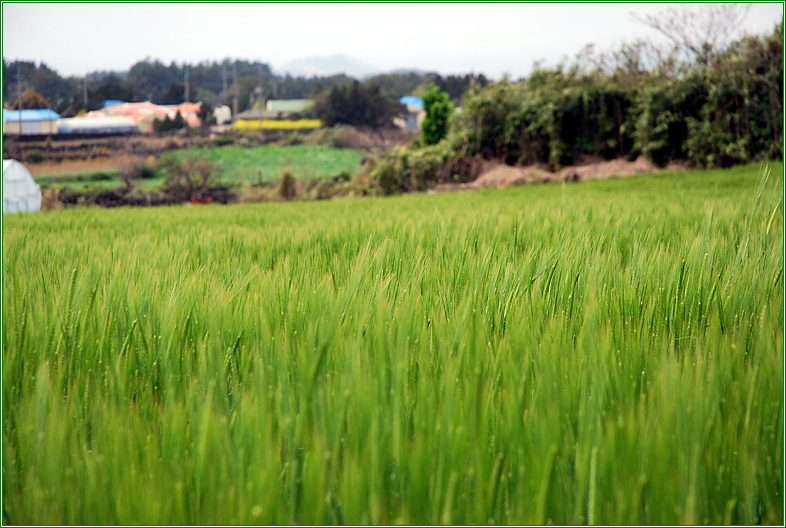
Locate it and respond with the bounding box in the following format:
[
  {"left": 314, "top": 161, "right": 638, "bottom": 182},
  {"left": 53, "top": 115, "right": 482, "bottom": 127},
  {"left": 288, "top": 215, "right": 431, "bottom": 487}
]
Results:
[
  {"left": 237, "top": 183, "right": 275, "bottom": 203},
  {"left": 407, "top": 142, "right": 452, "bottom": 187},
  {"left": 361, "top": 140, "right": 466, "bottom": 195},
  {"left": 309, "top": 178, "right": 338, "bottom": 201},
  {"left": 121, "top": 163, "right": 156, "bottom": 181},
  {"left": 277, "top": 165, "right": 297, "bottom": 201},
  {"left": 332, "top": 127, "right": 374, "bottom": 150},
  {"left": 27, "top": 150, "right": 45, "bottom": 163},
  {"left": 212, "top": 136, "right": 235, "bottom": 148},
  {"left": 160, "top": 155, "right": 221, "bottom": 203},
  {"left": 421, "top": 84, "right": 454, "bottom": 146},
  {"left": 41, "top": 187, "right": 63, "bottom": 211},
  {"left": 88, "top": 171, "right": 113, "bottom": 182}
]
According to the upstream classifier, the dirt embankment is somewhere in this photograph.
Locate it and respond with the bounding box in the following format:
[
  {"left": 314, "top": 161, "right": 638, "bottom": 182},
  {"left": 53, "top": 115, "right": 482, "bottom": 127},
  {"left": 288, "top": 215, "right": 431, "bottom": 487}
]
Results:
[
  {"left": 3, "top": 135, "right": 194, "bottom": 175},
  {"left": 430, "top": 156, "right": 689, "bottom": 193}
]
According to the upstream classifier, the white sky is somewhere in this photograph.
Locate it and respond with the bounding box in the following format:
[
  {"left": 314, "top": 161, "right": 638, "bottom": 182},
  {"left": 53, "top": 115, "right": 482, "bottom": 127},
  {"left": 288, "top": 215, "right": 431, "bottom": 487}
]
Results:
[{"left": 2, "top": 2, "right": 783, "bottom": 79}]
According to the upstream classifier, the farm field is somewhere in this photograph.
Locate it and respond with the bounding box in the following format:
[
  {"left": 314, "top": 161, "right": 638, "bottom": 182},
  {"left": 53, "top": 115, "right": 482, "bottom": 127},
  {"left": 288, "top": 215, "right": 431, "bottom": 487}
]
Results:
[
  {"left": 171, "top": 144, "right": 366, "bottom": 183},
  {"left": 2, "top": 162, "right": 783, "bottom": 525},
  {"left": 29, "top": 144, "right": 366, "bottom": 191}
]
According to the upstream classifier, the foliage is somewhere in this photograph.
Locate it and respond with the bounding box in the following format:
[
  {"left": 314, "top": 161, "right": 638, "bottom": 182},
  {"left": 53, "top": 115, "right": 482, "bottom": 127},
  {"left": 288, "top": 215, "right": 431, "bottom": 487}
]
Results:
[
  {"left": 356, "top": 72, "right": 488, "bottom": 106},
  {"left": 211, "top": 136, "right": 235, "bottom": 147},
  {"left": 434, "top": 73, "right": 490, "bottom": 104},
  {"left": 314, "top": 81, "right": 405, "bottom": 129},
  {"left": 160, "top": 154, "right": 220, "bottom": 202},
  {"left": 277, "top": 164, "right": 297, "bottom": 200},
  {"left": 449, "top": 22, "right": 782, "bottom": 168},
  {"left": 153, "top": 111, "right": 187, "bottom": 133},
  {"left": 2, "top": 59, "right": 75, "bottom": 108},
  {"left": 2, "top": 57, "right": 357, "bottom": 114},
  {"left": 121, "top": 161, "right": 158, "bottom": 188},
  {"left": 420, "top": 83, "right": 454, "bottom": 146},
  {"left": 363, "top": 71, "right": 438, "bottom": 98},
  {"left": 632, "top": 3, "right": 752, "bottom": 65},
  {"left": 11, "top": 88, "right": 50, "bottom": 110},
  {"left": 2, "top": 164, "right": 782, "bottom": 525},
  {"left": 161, "top": 82, "right": 185, "bottom": 105},
  {"left": 26, "top": 149, "right": 45, "bottom": 163},
  {"left": 361, "top": 140, "right": 476, "bottom": 195}
]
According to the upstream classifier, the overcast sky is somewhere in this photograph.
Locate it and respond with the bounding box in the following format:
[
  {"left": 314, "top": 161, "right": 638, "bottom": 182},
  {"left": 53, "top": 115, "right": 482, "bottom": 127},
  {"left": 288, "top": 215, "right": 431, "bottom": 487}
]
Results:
[{"left": 3, "top": 2, "right": 783, "bottom": 79}]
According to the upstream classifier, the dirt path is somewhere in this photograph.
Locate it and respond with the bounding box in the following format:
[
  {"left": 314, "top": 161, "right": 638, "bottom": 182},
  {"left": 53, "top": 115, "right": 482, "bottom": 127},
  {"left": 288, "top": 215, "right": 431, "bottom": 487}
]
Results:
[
  {"left": 28, "top": 155, "right": 147, "bottom": 176},
  {"left": 432, "top": 157, "right": 688, "bottom": 192}
]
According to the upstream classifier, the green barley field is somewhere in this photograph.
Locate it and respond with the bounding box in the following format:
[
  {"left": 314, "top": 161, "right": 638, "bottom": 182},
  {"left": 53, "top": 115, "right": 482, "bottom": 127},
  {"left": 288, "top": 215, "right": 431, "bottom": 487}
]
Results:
[
  {"left": 2, "top": 163, "right": 783, "bottom": 525},
  {"left": 173, "top": 144, "right": 366, "bottom": 183}
]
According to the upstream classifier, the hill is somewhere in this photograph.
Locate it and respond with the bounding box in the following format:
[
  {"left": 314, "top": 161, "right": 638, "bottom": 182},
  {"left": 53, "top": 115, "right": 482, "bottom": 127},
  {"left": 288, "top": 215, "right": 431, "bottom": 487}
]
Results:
[{"left": 277, "top": 53, "right": 380, "bottom": 78}]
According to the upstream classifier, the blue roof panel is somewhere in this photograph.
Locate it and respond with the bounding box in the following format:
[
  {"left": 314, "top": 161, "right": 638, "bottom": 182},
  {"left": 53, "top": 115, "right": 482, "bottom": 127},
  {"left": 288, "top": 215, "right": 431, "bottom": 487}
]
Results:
[
  {"left": 3, "top": 109, "right": 61, "bottom": 122},
  {"left": 400, "top": 96, "right": 424, "bottom": 108}
]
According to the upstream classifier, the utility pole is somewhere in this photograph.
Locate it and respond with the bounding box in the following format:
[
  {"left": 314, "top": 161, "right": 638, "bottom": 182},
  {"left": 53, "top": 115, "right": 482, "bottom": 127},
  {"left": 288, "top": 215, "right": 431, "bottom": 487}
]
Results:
[
  {"left": 222, "top": 65, "right": 228, "bottom": 105},
  {"left": 184, "top": 65, "right": 190, "bottom": 103},
  {"left": 83, "top": 76, "right": 88, "bottom": 109},
  {"left": 257, "top": 64, "right": 264, "bottom": 107},
  {"left": 232, "top": 63, "right": 239, "bottom": 121},
  {"left": 16, "top": 64, "right": 22, "bottom": 136}
]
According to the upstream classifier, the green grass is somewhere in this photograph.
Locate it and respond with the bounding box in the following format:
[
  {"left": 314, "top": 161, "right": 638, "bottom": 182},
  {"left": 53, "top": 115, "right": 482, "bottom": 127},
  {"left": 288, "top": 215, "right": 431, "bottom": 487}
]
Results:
[
  {"left": 33, "top": 169, "right": 122, "bottom": 190},
  {"left": 2, "top": 162, "right": 782, "bottom": 525},
  {"left": 172, "top": 144, "right": 365, "bottom": 183}
]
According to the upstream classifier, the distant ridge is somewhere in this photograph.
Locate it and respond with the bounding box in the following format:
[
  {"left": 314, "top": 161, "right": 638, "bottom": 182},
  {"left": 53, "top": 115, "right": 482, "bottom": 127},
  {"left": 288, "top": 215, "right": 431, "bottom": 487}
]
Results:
[{"left": 276, "top": 53, "right": 380, "bottom": 79}]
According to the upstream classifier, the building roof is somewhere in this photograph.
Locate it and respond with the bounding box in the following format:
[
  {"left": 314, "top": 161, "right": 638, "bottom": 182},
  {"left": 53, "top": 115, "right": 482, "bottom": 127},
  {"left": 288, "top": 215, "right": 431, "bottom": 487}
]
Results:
[
  {"left": 399, "top": 96, "right": 424, "bottom": 108},
  {"left": 3, "top": 109, "right": 61, "bottom": 122},
  {"left": 265, "top": 99, "right": 314, "bottom": 113},
  {"left": 236, "top": 108, "right": 278, "bottom": 121},
  {"left": 57, "top": 116, "right": 139, "bottom": 133},
  {"left": 103, "top": 102, "right": 169, "bottom": 122}
]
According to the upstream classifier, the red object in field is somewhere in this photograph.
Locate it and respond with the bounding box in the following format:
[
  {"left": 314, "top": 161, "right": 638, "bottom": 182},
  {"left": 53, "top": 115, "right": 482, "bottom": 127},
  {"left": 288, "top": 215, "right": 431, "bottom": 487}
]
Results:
[{"left": 191, "top": 196, "right": 213, "bottom": 205}]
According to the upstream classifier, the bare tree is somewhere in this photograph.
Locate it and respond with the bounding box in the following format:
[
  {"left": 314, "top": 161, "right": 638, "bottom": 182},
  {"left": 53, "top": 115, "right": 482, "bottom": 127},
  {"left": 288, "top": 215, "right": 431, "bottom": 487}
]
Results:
[
  {"left": 632, "top": 4, "right": 751, "bottom": 65},
  {"left": 590, "top": 39, "right": 675, "bottom": 78}
]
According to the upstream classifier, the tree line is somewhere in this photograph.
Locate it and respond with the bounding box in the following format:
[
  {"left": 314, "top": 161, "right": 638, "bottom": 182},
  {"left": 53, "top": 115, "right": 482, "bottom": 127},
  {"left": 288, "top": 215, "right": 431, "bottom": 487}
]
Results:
[
  {"left": 357, "top": 17, "right": 782, "bottom": 195},
  {"left": 449, "top": 20, "right": 782, "bottom": 169},
  {"left": 2, "top": 56, "right": 485, "bottom": 120}
]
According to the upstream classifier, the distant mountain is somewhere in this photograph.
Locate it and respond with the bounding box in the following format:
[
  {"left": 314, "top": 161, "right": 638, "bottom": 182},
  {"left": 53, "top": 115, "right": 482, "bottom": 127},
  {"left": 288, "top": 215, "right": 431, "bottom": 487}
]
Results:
[
  {"left": 277, "top": 54, "right": 380, "bottom": 79},
  {"left": 386, "top": 67, "right": 435, "bottom": 76}
]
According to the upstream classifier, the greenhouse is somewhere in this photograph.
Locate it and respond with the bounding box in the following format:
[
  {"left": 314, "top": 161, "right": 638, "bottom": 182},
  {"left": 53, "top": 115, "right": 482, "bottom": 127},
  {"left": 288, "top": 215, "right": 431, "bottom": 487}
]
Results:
[{"left": 3, "top": 159, "right": 42, "bottom": 213}]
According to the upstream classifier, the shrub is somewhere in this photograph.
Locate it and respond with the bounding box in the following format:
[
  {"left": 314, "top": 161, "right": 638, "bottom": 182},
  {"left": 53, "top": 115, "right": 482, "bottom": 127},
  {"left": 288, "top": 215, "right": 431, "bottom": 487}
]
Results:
[
  {"left": 212, "top": 136, "right": 235, "bottom": 148},
  {"left": 407, "top": 142, "right": 452, "bottom": 187},
  {"left": 309, "top": 178, "right": 338, "bottom": 201},
  {"left": 332, "top": 127, "right": 374, "bottom": 150},
  {"left": 421, "top": 84, "right": 454, "bottom": 146},
  {"left": 40, "top": 187, "right": 63, "bottom": 211},
  {"left": 27, "top": 150, "right": 45, "bottom": 163},
  {"left": 88, "top": 171, "right": 113, "bottom": 182},
  {"left": 160, "top": 155, "right": 220, "bottom": 203},
  {"left": 277, "top": 165, "right": 297, "bottom": 201}
]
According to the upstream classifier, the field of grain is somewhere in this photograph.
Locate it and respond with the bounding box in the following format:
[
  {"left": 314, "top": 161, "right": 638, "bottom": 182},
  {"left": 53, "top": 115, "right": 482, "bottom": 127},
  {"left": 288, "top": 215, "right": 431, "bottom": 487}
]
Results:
[
  {"left": 171, "top": 144, "right": 365, "bottom": 183},
  {"left": 2, "top": 163, "right": 782, "bottom": 525}
]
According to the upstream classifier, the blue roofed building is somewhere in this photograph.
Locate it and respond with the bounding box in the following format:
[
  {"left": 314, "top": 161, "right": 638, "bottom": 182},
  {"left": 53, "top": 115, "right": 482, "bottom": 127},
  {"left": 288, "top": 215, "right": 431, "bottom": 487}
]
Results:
[
  {"left": 395, "top": 96, "right": 425, "bottom": 131},
  {"left": 3, "top": 108, "right": 60, "bottom": 135},
  {"left": 399, "top": 96, "right": 424, "bottom": 108}
]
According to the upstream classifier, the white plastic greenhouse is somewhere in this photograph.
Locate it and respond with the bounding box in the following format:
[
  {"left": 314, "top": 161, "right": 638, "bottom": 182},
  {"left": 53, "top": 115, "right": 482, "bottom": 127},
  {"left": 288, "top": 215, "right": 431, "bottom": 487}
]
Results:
[{"left": 3, "top": 159, "right": 42, "bottom": 213}]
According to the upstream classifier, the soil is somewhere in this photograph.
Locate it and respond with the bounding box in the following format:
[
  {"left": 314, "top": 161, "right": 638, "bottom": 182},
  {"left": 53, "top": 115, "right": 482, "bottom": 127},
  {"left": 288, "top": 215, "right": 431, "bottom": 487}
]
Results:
[
  {"left": 3, "top": 135, "right": 194, "bottom": 175},
  {"left": 430, "top": 156, "right": 690, "bottom": 193},
  {"left": 27, "top": 156, "right": 144, "bottom": 176}
]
